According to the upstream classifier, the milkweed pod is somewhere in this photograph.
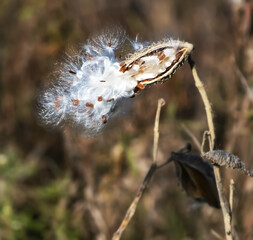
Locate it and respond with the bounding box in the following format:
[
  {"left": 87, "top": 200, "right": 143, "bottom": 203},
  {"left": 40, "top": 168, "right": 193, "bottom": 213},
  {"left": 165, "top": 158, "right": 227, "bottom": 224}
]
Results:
[
  {"left": 120, "top": 40, "right": 194, "bottom": 87},
  {"left": 172, "top": 152, "right": 220, "bottom": 208}
]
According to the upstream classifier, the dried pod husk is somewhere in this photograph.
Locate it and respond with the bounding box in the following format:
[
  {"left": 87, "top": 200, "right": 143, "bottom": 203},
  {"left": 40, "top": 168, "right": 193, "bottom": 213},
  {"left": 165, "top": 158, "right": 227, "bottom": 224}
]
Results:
[
  {"left": 171, "top": 152, "right": 220, "bottom": 208},
  {"left": 120, "top": 40, "right": 194, "bottom": 88},
  {"left": 203, "top": 150, "right": 253, "bottom": 177}
]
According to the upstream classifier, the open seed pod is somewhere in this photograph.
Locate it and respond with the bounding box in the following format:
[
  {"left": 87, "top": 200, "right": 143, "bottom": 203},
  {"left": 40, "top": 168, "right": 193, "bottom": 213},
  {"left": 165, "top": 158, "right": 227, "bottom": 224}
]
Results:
[{"left": 171, "top": 151, "right": 220, "bottom": 208}]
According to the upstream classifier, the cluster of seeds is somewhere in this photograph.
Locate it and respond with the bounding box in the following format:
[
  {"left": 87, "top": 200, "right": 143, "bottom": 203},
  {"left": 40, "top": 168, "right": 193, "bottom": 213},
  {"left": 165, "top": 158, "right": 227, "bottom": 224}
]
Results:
[{"left": 38, "top": 27, "right": 193, "bottom": 136}]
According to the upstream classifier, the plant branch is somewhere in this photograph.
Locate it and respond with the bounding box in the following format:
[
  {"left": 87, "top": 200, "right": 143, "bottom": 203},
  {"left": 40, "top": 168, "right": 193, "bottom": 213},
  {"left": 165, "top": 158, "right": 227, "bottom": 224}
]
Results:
[
  {"left": 112, "top": 142, "right": 191, "bottom": 240},
  {"left": 181, "top": 123, "right": 201, "bottom": 152},
  {"left": 112, "top": 99, "right": 165, "bottom": 240},
  {"left": 229, "top": 179, "right": 235, "bottom": 212},
  {"left": 188, "top": 56, "right": 233, "bottom": 240},
  {"left": 153, "top": 98, "right": 166, "bottom": 164},
  {"left": 112, "top": 164, "right": 157, "bottom": 240}
]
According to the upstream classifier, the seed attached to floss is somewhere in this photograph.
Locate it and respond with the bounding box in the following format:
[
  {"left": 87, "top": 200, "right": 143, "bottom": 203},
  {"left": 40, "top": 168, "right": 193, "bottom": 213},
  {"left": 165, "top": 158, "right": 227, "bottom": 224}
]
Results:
[
  {"left": 120, "top": 61, "right": 125, "bottom": 67},
  {"left": 134, "top": 82, "right": 145, "bottom": 93},
  {"left": 106, "top": 98, "right": 114, "bottom": 102},
  {"left": 158, "top": 53, "right": 166, "bottom": 61},
  {"left": 102, "top": 115, "right": 107, "bottom": 124},
  {"left": 55, "top": 96, "right": 63, "bottom": 102},
  {"left": 71, "top": 99, "right": 79, "bottom": 106},
  {"left": 54, "top": 102, "right": 60, "bottom": 110},
  {"left": 86, "top": 102, "right": 94, "bottom": 108},
  {"left": 69, "top": 70, "right": 76, "bottom": 75},
  {"left": 54, "top": 96, "right": 63, "bottom": 110},
  {"left": 98, "top": 96, "right": 103, "bottom": 102}
]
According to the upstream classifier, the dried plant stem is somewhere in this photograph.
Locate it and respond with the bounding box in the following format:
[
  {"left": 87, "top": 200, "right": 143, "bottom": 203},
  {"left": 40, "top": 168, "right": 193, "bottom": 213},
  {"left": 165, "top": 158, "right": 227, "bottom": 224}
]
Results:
[
  {"left": 189, "top": 63, "right": 215, "bottom": 148},
  {"left": 229, "top": 179, "right": 235, "bottom": 212},
  {"left": 153, "top": 98, "right": 166, "bottom": 163},
  {"left": 181, "top": 123, "right": 201, "bottom": 152},
  {"left": 211, "top": 229, "right": 224, "bottom": 240},
  {"left": 84, "top": 186, "right": 108, "bottom": 240},
  {"left": 112, "top": 164, "right": 157, "bottom": 240},
  {"left": 234, "top": 62, "right": 253, "bottom": 102},
  {"left": 188, "top": 57, "right": 233, "bottom": 240},
  {"left": 112, "top": 99, "right": 165, "bottom": 240}
]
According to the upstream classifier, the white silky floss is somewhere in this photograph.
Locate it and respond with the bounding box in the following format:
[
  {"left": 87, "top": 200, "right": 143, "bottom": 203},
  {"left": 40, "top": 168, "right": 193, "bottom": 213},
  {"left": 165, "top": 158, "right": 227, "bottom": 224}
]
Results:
[{"left": 39, "top": 27, "right": 193, "bottom": 135}]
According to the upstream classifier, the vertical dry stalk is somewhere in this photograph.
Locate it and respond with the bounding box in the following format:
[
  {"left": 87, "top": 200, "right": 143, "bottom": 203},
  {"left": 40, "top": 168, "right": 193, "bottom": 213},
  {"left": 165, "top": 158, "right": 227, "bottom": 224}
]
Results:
[
  {"left": 153, "top": 98, "right": 166, "bottom": 164},
  {"left": 229, "top": 179, "right": 235, "bottom": 212},
  {"left": 112, "top": 99, "right": 165, "bottom": 240},
  {"left": 188, "top": 57, "right": 233, "bottom": 240}
]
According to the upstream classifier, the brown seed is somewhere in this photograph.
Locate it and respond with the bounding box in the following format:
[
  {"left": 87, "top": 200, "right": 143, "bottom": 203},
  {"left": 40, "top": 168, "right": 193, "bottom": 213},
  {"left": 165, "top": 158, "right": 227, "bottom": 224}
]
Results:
[
  {"left": 69, "top": 70, "right": 76, "bottom": 75},
  {"left": 134, "top": 82, "right": 145, "bottom": 93},
  {"left": 136, "top": 82, "right": 145, "bottom": 90},
  {"left": 106, "top": 98, "right": 114, "bottom": 102},
  {"left": 54, "top": 102, "right": 60, "bottom": 110},
  {"left": 158, "top": 54, "right": 166, "bottom": 61},
  {"left": 88, "top": 54, "right": 93, "bottom": 60},
  {"left": 54, "top": 97, "right": 63, "bottom": 109},
  {"left": 98, "top": 96, "right": 103, "bottom": 102},
  {"left": 100, "top": 80, "right": 106, "bottom": 82},
  {"left": 137, "top": 69, "right": 144, "bottom": 74},
  {"left": 134, "top": 87, "right": 141, "bottom": 93},
  {"left": 102, "top": 115, "right": 107, "bottom": 124},
  {"left": 86, "top": 102, "right": 94, "bottom": 108},
  {"left": 175, "top": 50, "right": 184, "bottom": 59},
  {"left": 119, "top": 66, "right": 127, "bottom": 73},
  {"left": 160, "top": 56, "right": 171, "bottom": 65},
  {"left": 71, "top": 99, "right": 79, "bottom": 106},
  {"left": 55, "top": 96, "right": 63, "bottom": 102},
  {"left": 120, "top": 61, "right": 125, "bottom": 67}
]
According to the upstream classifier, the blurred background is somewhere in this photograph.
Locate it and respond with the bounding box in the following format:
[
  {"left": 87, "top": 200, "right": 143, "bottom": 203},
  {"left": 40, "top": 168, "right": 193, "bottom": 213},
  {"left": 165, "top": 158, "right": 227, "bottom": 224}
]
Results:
[{"left": 1, "top": 0, "right": 253, "bottom": 239}]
